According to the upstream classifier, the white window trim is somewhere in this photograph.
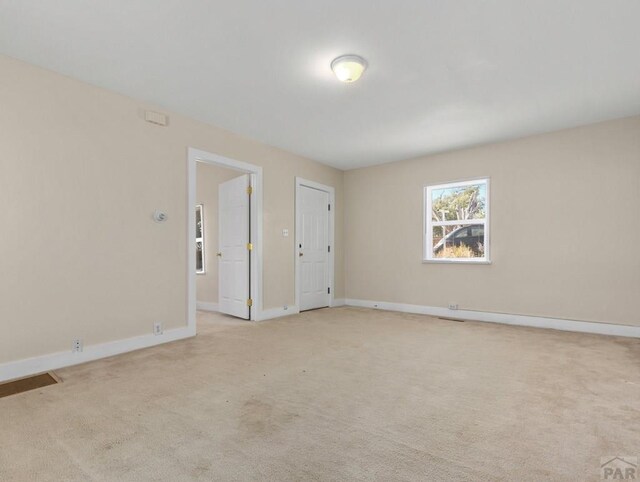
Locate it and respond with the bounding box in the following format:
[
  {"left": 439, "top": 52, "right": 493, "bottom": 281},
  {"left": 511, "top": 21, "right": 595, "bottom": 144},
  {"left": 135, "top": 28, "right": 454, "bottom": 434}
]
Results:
[
  {"left": 195, "top": 204, "right": 205, "bottom": 274},
  {"left": 423, "top": 178, "right": 491, "bottom": 264}
]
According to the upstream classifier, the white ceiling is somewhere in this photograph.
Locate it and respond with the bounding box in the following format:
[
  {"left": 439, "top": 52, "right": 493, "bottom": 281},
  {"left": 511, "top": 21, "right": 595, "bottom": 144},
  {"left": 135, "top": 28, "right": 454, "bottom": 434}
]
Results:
[{"left": 1, "top": 1, "right": 639, "bottom": 170}]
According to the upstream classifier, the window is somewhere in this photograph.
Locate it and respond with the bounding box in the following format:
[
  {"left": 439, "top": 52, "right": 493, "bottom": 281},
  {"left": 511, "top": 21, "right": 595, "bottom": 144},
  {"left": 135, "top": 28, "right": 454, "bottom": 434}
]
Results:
[
  {"left": 195, "top": 204, "right": 205, "bottom": 274},
  {"left": 424, "top": 178, "right": 489, "bottom": 263}
]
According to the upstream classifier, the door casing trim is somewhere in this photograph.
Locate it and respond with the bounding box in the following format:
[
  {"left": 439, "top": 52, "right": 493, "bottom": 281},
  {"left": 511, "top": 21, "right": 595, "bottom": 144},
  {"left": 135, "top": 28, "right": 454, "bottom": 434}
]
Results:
[
  {"left": 295, "top": 177, "right": 335, "bottom": 311},
  {"left": 188, "top": 147, "right": 263, "bottom": 324}
]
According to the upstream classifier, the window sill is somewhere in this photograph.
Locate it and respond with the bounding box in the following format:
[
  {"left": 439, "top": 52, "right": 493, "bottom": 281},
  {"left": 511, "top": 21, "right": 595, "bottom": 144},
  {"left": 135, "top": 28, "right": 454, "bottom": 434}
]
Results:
[{"left": 422, "top": 259, "right": 492, "bottom": 265}]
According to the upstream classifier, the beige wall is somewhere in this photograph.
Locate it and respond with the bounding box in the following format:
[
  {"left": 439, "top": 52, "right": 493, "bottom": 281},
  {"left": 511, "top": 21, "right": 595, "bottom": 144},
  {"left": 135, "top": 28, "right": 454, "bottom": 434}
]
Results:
[
  {"left": 0, "top": 54, "right": 344, "bottom": 364},
  {"left": 195, "top": 163, "right": 240, "bottom": 304},
  {"left": 345, "top": 116, "right": 640, "bottom": 326},
  {"left": 2, "top": 51, "right": 638, "bottom": 371}
]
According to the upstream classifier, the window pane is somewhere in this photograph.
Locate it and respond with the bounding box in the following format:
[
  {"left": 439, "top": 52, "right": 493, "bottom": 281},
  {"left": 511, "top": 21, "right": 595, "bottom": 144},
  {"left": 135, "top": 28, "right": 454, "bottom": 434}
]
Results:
[
  {"left": 432, "top": 225, "right": 455, "bottom": 250},
  {"left": 196, "top": 241, "right": 204, "bottom": 273},
  {"left": 431, "top": 182, "right": 487, "bottom": 222},
  {"left": 432, "top": 224, "right": 485, "bottom": 259},
  {"left": 195, "top": 205, "right": 203, "bottom": 238}
]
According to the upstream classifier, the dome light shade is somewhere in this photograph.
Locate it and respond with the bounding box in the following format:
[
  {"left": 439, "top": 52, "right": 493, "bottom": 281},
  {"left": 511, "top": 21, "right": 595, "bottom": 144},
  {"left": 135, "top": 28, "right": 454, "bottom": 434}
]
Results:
[{"left": 331, "top": 55, "right": 367, "bottom": 83}]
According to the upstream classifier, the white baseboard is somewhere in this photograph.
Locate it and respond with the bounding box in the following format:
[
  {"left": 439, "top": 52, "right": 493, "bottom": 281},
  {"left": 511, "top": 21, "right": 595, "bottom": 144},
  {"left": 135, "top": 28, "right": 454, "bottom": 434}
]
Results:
[
  {"left": 197, "top": 302, "right": 303, "bottom": 321},
  {"left": 0, "top": 325, "right": 195, "bottom": 384},
  {"left": 259, "top": 302, "right": 345, "bottom": 321},
  {"left": 345, "top": 299, "right": 640, "bottom": 338},
  {"left": 196, "top": 301, "right": 219, "bottom": 312},
  {"left": 259, "top": 305, "right": 300, "bottom": 321}
]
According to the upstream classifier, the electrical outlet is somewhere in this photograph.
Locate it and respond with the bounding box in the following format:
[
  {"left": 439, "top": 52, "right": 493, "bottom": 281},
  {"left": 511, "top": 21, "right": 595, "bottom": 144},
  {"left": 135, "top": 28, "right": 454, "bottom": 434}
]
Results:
[
  {"left": 72, "top": 339, "right": 83, "bottom": 353},
  {"left": 153, "top": 322, "right": 163, "bottom": 336},
  {"left": 448, "top": 303, "right": 459, "bottom": 310}
]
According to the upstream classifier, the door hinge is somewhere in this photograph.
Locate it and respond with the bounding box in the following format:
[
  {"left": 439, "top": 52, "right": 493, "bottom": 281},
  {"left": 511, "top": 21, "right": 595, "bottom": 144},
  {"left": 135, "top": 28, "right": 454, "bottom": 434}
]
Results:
[
  {"left": 328, "top": 245, "right": 331, "bottom": 253},
  {"left": 247, "top": 298, "right": 253, "bottom": 307},
  {"left": 327, "top": 287, "right": 331, "bottom": 294},
  {"left": 247, "top": 243, "right": 253, "bottom": 251},
  {"left": 328, "top": 204, "right": 331, "bottom": 211},
  {"left": 247, "top": 186, "right": 253, "bottom": 195}
]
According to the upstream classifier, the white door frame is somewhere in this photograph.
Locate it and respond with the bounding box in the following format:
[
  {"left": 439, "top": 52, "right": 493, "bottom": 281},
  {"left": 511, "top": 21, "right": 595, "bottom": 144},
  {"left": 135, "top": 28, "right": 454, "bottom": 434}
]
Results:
[
  {"left": 295, "top": 177, "right": 335, "bottom": 310},
  {"left": 188, "top": 147, "right": 263, "bottom": 328}
]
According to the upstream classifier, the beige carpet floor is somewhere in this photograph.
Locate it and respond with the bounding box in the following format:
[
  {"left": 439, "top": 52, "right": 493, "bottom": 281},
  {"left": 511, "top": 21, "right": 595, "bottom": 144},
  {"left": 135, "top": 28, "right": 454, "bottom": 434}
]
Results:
[{"left": 1, "top": 307, "right": 638, "bottom": 481}]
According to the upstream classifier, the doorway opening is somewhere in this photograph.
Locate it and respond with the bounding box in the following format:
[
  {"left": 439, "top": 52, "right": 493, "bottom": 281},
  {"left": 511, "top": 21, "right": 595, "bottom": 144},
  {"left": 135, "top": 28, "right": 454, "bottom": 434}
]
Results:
[
  {"left": 188, "top": 148, "right": 263, "bottom": 330},
  {"left": 295, "top": 177, "right": 335, "bottom": 312}
]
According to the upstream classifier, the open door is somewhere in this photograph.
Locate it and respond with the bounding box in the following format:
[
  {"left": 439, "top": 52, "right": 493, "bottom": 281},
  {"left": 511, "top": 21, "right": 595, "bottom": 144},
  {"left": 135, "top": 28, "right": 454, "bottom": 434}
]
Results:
[
  {"left": 297, "top": 184, "right": 330, "bottom": 311},
  {"left": 218, "top": 174, "right": 251, "bottom": 319}
]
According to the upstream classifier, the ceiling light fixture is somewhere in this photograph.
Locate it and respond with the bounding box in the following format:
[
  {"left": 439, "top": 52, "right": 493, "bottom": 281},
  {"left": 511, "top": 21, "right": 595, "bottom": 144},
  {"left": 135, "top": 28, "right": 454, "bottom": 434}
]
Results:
[{"left": 331, "top": 54, "right": 367, "bottom": 83}]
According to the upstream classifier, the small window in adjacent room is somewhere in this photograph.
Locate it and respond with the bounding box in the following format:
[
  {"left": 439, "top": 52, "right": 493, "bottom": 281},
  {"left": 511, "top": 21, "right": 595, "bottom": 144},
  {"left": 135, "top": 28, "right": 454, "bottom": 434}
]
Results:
[
  {"left": 195, "top": 204, "right": 205, "bottom": 274},
  {"left": 424, "top": 178, "right": 490, "bottom": 263}
]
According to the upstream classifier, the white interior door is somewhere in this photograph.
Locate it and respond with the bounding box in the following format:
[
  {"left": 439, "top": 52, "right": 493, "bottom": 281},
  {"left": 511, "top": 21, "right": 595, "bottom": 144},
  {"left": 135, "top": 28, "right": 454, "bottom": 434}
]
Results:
[
  {"left": 297, "top": 185, "right": 330, "bottom": 311},
  {"left": 218, "top": 174, "right": 251, "bottom": 319}
]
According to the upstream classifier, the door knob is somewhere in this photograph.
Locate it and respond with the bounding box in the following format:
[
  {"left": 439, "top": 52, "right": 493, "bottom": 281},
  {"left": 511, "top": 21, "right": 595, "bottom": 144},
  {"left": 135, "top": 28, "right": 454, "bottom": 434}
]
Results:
[
  {"left": 217, "top": 252, "right": 222, "bottom": 257},
  {"left": 299, "top": 252, "right": 304, "bottom": 257}
]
